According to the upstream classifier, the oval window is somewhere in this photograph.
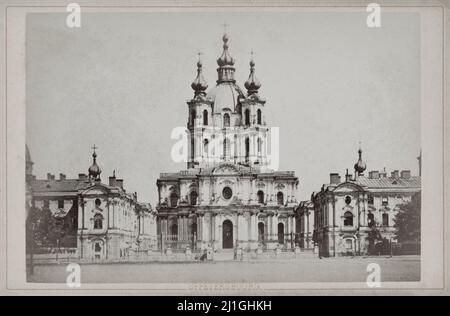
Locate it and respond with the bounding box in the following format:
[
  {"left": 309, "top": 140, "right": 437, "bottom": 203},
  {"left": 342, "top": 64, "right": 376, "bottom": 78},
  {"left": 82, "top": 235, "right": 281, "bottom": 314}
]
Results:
[
  {"left": 222, "top": 187, "right": 233, "bottom": 200},
  {"left": 345, "top": 196, "right": 352, "bottom": 205}
]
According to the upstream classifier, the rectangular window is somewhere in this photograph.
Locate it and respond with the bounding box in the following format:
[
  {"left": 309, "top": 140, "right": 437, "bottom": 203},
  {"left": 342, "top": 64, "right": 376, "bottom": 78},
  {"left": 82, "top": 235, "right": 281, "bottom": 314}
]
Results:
[
  {"left": 58, "top": 200, "right": 64, "bottom": 209},
  {"left": 368, "top": 196, "right": 374, "bottom": 205},
  {"left": 382, "top": 196, "right": 388, "bottom": 206},
  {"left": 382, "top": 213, "right": 389, "bottom": 226},
  {"left": 345, "top": 239, "right": 353, "bottom": 250}
]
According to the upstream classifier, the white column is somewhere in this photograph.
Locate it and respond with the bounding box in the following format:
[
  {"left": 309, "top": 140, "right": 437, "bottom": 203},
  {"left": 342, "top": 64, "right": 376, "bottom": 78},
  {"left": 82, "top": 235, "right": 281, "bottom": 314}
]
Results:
[
  {"left": 201, "top": 215, "right": 208, "bottom": 246},
  {"left": 288, "top": 216, "right": 292, "bottom": 234},
  {"left": 252, "top": 213, "right": 257, "bottom": 241},
  {"left": 250, "top": 214, "right": 258, "bottom": 241},
  {"left": 215, "top": 214, "right": 222, "bottom": 249},
  {"left": 239, "top": 213, "right": 245, "bottom": 244},
  {"left": 211, "top": 214, "right": 215, "bottom": 247},
  {"left": 271, "top": 214, "right": 277, "bottom": 239}
]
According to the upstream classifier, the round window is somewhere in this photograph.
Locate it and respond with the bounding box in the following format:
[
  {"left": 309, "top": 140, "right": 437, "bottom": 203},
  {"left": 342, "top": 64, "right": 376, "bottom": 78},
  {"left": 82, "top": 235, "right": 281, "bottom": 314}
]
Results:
[
  {"left": 345, "top": 196, "right": 352, "bottom": 205},
  {"left": 95, "top": 198, "right": 101, "bottom": 207},
  {"left": 222, "top": 187, "right": 233, "bottom": 200}
]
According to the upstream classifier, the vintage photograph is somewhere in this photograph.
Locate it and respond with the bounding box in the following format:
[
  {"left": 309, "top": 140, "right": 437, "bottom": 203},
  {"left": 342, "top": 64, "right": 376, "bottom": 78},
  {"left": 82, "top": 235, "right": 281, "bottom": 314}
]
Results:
[{"left": 1, "top": 1, "right": 446, "bottom": 295}]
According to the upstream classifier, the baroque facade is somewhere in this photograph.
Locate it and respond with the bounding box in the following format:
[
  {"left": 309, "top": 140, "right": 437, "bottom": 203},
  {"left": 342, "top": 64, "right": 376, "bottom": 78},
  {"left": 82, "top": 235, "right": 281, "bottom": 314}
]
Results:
[
  {"left": 26, "top": 147, "right": 157, "bottom": 261},
  {"left": 156, "top": 33, "right": 299, "bottom": 252},
  {"left": 299, "top": 148, "right": 421, "bottom": 257}
]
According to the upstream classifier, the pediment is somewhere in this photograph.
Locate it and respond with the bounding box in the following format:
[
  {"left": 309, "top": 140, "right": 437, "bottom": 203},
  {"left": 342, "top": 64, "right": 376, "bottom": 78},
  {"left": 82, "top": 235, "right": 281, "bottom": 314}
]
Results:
[
  {"left": 333, "top": 182, "right": 364, "bottom": 193},
  {"left": 80, "top": 185, "right": 111, "bottom": 196},
  {"left": 256, "top": 181, "right": 266, "bottom": 188},
  {"left": 212, "top": 164, "right": 240, "bottom": 175}
]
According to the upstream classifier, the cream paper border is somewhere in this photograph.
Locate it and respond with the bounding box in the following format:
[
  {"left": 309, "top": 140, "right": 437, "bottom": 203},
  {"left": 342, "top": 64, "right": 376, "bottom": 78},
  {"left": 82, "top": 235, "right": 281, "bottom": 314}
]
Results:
[{"left": 0, "top": 0, "right": 447, "bottom": 295}]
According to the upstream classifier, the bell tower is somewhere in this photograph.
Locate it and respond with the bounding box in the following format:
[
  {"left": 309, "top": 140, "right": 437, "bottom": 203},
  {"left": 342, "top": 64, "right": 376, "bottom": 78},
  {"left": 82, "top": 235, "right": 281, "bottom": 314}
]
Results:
[{"left": 186, "top": 32, "right": 270, "bottom": 170}]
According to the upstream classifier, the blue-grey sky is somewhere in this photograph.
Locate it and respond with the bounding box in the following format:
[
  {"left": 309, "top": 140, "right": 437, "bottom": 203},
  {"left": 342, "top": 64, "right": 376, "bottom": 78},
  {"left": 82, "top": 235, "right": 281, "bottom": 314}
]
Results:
[{"left": 26, "top": 10, "right": 421, "bottom": 204}]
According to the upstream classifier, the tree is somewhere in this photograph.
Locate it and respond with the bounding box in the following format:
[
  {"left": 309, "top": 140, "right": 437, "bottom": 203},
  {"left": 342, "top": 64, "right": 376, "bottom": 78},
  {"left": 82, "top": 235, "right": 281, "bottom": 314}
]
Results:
[
  {"left": 393, "top": 192, "right": 421, "bottom": 243},
  {"left": 26, "top": 206, "right": 62, "bottom": 251}
]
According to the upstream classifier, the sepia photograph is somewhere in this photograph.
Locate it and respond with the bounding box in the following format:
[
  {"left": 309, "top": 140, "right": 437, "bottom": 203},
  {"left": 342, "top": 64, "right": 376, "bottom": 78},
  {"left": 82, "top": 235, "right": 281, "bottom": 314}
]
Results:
[{"left": 0, "top": 0, "right": 448, "bottom": 298}]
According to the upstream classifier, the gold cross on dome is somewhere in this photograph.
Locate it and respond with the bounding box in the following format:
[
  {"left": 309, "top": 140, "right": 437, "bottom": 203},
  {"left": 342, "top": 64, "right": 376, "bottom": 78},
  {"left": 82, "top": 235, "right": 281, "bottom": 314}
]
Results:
[{"left": 91, "top": 144, "right": 98, "bottom": 152}]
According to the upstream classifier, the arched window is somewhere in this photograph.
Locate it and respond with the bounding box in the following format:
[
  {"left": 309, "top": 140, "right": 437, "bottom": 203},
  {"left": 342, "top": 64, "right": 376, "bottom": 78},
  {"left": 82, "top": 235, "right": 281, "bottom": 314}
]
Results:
[
  {"left": 170, "top": 223, "right": 178, "bottom": 237},
  {"left": 257, "top": 190, "right": 265, "bottom": 204},
  {"left": 382, "top": 213, "right": 389, "bottom": 226},
  {"left": 170, "top": 192, "right": 178, "bottom": 207},
  {"left": 344, "top": 211, "right": 353, "bottom": 226},
  {"left": 368, "top": 213, "right": 375, "bottom": 227},
  {"left": 277, "top": 192, "right": 284, "bottom": 206},
  {"left": 258, "top": 222, "right": 265, "bottom": 242},
  {"left": 245, "top": 109, "right": 250, "bottom": 125},
  {"left": 94, "top": 214, "right": 103, "bottom": 229},
  {"left": 257, "top": 109, "right": 262, "bottom": 125},
  {"left": 257, "top": 138, "right": 262, "bottom": 155},
  {"left": 223, "top": 113, "right": 230, "bottom": 127},
  {"left": 278, "top": 223, "right": 284, "bottom": 244},
  {"left": 223, "top": 138, "right": 230, "bottom": 159},
  {"left": 191, "top": 110, "right": 196, "bottom": 126},
  {"left": 190, "top": 191, "right": 198, "bottom": 206},
  {"left": 191, "top": 138, "right": 195, "bottom": 160},
  {"left": 203, "top": 139, "right": 209, "bottom": 156},
  {"left": 245, "top": 137, "right": 250, "bottom": 162},
  {"left": 203, "top": 110, "right": 208, "bottom": 125}
]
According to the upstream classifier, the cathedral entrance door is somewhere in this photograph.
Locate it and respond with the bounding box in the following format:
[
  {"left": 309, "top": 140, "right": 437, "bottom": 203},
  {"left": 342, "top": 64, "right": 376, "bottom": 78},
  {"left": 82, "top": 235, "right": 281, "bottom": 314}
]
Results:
[{"left": 222, "top": 220, "right": 233, "bottom": 249}]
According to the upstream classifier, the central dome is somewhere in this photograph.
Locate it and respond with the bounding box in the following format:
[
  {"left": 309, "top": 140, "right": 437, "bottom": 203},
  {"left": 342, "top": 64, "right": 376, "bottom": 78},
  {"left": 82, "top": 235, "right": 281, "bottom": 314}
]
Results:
[{"left": 206, "top": 82, "right": 245, "bottom": 113}]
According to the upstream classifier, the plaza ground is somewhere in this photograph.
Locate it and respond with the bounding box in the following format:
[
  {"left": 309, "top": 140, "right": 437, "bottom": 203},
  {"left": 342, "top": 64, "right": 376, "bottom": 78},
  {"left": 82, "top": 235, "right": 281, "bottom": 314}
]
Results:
[{"left": 28, "top": 255, "right": 420, "bottom": 284}]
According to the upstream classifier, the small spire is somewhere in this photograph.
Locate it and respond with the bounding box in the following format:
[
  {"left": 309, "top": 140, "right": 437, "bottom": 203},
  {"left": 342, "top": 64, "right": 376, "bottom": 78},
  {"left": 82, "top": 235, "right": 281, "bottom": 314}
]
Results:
[
  {"left": 191, "top": 52, "right": 208, "bottom": 96},
  {"left": 245, "top": 50, "right": 261, "bottom": 95},
  {"left": 88, "top": 145, "right": 101, "bottom": 180},
  {"left": 354, "top": 142, "right": 367, "bottom": 176},
  {"left": 92, "top": 144, "right": 98, "bottom": 159},
  {"left": 417, "top": 149, "right": 422, "bottom": 176},
  {"left": 216, "top": 27, "right": 236, "bottom": 83}
]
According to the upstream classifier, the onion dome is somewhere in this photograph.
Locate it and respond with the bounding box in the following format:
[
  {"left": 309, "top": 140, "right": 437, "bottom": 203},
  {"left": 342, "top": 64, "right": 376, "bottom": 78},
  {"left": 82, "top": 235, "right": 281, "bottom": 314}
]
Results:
[
  {"left": 217, "top": 33, "right": 235, "bottom": 67},
  {"left": 191, "top": 58, "right": 208, "bottom": 96},
  {"left": 216, "top": 33, "right": 236, "bottom": 83},
  {"left": 244, "top": 55, "right": 261, "bottom": 95},
  {"left": 88, "top": 146, "right": 101, "bottom": 179},
  {"left": 354, "top": 147, "right": 367, "bottom": 175}
]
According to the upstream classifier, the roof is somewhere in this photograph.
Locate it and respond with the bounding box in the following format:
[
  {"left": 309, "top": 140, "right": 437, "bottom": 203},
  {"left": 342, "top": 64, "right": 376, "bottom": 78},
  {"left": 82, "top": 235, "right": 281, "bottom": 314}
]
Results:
[
  {"left": 30, "top": 179, "right": 90, "bottom": 193},
  {"left": 206, "top": 82, "right": 245, "bottom": 114},
  {"left": 158, "top": 163, "right": 297, "bottom": 180},
  {"left": 355, "top": 176, "right": 421, "bottom": 189}
]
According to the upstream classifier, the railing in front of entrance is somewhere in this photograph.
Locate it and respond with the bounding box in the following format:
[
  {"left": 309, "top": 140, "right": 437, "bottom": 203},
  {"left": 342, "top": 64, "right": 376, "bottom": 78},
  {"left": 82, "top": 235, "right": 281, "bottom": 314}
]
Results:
[
  {"left": 159, "top": 232, "right": 305, "bottom": 251},
  {"left": 258, "top": 233, "right": 303, "bottom": 249},
  {"left": 157, "top": 234, "right": 197, "bottom": 251}
]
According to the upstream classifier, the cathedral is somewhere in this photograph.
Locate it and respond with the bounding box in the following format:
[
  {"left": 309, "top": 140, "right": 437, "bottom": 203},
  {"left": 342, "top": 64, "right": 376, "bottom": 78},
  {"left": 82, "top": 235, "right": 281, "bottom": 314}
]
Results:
[{"left": 156, "top": 33, "right": 299, "bottom": 252}]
